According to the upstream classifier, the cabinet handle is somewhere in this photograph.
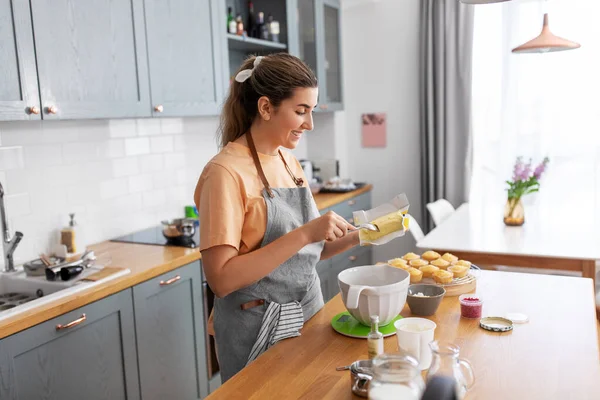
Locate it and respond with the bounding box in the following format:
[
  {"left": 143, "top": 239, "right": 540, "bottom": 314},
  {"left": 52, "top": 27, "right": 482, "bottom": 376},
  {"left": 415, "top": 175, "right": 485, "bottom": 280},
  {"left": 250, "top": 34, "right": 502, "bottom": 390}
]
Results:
[
  {"left": 320, "top": 104, "right": 329, "bottom": 110},
  {"left": 56, "top": 314, "right": 86, "bottom": 331},
  {"left": 154, "top": 104, "right": 164, "bottom": 113},
  {"left": 160, "top": 275, "right": 181, "bottom": 286},
  {"left": 46, "top": 105, "right": 58, "bottom": 114},
  {"left": 347, "top": 200, "right": 356, "bottom": 206},
  {"left": 349, "top": 255, "right": 357, "bottom": 262},
  {"left": 28, "top": 106, "right": 40, "bottom": 115}
]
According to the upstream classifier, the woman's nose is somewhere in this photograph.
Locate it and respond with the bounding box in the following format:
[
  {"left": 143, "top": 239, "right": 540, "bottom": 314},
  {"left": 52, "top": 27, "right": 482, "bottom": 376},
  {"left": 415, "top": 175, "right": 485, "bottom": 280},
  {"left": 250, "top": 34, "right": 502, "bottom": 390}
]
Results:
[{"left": 303, "top": 114, "right": 314, "bottom": 131}]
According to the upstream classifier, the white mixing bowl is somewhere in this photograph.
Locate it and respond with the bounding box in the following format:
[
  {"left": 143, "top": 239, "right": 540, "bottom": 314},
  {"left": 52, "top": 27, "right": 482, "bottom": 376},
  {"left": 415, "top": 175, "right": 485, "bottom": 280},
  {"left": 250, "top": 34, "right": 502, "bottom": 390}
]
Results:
[{"left": 338, "top": 265, "right": 410, "bottom": 326}]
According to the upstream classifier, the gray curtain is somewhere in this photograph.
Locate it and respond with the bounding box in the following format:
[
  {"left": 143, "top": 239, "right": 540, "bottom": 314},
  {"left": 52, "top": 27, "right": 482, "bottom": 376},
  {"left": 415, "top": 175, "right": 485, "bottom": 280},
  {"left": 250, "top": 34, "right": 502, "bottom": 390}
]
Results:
[{"left": 419, "top": 0, "right": 474, "bottom": 232}]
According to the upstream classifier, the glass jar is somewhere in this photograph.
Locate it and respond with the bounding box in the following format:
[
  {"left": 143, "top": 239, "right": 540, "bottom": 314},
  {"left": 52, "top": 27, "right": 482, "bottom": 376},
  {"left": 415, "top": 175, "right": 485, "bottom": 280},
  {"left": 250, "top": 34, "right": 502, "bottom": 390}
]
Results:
[
  {"left": 368, "top": 353, "right": 425, "bottom": 400},
  {"left": 425, "top": 341, "right": 475, "bottom": 399},
  {"left": 504, "top": 197, "right": 525, "bottom": 226}
]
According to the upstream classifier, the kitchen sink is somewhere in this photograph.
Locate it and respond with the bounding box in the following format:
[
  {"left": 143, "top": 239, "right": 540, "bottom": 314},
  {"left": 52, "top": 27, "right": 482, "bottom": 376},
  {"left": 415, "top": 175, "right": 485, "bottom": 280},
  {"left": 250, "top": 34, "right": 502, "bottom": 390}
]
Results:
[{"left": 0, "top": 265, "right": 130, "bottom": 322}]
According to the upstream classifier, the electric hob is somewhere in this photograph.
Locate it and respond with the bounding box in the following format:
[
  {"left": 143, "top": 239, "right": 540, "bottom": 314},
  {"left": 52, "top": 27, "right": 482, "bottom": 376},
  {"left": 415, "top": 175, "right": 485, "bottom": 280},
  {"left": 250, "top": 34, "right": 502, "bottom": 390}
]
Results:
[{"left": 111, "top": 225, "right": 200, "bottom": 249}]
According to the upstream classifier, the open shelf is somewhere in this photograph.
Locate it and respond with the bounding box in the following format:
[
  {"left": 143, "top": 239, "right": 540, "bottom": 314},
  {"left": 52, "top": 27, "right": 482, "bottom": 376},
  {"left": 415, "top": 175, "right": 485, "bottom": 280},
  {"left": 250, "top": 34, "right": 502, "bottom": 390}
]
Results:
[{"left": 227, "top": 34, "right": 287, "bottom": 53}]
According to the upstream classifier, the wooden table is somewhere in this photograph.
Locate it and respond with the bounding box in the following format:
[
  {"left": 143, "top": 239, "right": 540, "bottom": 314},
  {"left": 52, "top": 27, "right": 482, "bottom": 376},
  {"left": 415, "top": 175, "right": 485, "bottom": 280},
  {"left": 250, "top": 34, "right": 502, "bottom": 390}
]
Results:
[
  {"left": 206, "top": 270, "right": 600, "bottom": 399},
  {"left": 417, "top": 203, "right": 599, "bottom": 285}
]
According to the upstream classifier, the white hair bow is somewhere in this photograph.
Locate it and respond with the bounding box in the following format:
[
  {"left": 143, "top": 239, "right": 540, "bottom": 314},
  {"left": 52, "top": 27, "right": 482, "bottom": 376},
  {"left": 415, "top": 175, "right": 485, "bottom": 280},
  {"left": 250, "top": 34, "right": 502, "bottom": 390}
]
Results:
[{"left": 234, "top": 56, "right": 264, "bottom": 83}]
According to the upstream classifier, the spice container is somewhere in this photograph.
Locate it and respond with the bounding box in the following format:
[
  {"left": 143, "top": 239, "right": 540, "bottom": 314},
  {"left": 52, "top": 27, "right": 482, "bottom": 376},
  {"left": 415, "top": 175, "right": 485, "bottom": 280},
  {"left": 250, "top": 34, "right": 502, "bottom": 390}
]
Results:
[{"left": 459, "top": 294, "right": 483, "bottom": 319}]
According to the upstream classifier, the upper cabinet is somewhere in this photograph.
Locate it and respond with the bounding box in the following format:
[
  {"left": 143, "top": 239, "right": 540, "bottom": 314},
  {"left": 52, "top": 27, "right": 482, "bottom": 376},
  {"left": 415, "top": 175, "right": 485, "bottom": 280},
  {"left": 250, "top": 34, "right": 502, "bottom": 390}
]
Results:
[
  {"left": 30, "top": 0, "right": 151, "bottom": 120},
  {"left": 0, "top": 0, "right": 41, "bottom": 120},
  {"left": 144, "top": 0, "right": 224, "bottom": 117},
  {"left": 296, "top": 0, "right": 343, "bottom": 111}
]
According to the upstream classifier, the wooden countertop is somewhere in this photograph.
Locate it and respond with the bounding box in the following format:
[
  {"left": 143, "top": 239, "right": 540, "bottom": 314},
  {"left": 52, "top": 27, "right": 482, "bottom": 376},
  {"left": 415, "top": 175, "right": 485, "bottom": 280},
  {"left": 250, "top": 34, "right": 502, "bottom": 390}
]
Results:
[
  {"left": 206, "top": 270, "right": 600, "bottom": 400},
  {"left": 0, "top": 186, "right": 373, "bottom": 339}
]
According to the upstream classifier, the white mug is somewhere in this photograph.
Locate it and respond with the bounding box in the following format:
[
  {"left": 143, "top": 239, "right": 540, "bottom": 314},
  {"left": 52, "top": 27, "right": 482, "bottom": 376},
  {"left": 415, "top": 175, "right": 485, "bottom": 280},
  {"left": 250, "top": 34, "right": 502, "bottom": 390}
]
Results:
[{"left": 394, "top": 318, "right": 437, "bottom": 370}]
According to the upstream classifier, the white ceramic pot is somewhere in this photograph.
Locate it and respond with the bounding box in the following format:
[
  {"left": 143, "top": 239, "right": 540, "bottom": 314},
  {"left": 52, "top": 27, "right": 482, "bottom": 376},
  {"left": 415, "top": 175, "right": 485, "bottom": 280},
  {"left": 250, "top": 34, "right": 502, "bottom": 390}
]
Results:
[{"left": 338, "top": 265, "right": 410, "bottom": 326}]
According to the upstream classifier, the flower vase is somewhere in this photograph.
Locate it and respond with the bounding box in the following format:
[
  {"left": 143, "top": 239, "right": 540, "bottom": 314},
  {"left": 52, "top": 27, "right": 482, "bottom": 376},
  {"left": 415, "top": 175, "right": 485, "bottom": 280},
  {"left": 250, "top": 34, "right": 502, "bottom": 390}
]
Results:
[{"left": 504, "top": 198, "right": 524, "bottom": 226}]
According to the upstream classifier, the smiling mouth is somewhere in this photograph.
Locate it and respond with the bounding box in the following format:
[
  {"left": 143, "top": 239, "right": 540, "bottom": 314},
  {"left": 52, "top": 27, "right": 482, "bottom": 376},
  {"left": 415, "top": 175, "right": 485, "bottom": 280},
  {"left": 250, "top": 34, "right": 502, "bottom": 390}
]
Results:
[{"left": 292, "top": 131, "right": 303, "bottom": 138}]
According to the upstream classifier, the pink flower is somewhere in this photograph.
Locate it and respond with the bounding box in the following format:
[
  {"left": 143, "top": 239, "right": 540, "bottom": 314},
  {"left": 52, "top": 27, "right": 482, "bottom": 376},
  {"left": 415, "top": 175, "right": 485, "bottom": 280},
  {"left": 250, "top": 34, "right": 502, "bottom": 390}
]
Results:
[{"left": 533, "top": 157, "right": 549, "bottom": 180}]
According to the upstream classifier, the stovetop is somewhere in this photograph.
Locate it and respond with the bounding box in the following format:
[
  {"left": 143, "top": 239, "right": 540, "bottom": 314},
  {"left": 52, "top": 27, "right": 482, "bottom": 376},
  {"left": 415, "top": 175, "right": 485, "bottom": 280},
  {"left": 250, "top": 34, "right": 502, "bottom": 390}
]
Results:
[{"left": 111, "top": 225, "right": 200, "bottom": 249}]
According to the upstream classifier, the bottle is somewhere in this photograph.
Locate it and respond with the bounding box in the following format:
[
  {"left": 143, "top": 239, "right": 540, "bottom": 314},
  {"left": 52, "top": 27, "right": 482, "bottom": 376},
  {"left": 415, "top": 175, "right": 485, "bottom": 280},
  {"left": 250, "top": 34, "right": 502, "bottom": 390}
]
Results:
[
  {"left": 60, "top": 213, "right": 82, "bottom": 255},
  {"left": 227, "top": 7, "right": 236, "bottom": 34},
  {"left": 266, "top": 13, "right": 274, "bottom": 41},
  {"left": 269, "top": 16, "right": 280, "bottom": 43},
  {"left": 247, "top": 1, "right": 257, "bottom": 38},
  {"left": 367, "top": 315, "right": 384, "bottom": 359},
  {"left": 236, "top": 13, "right": 244, "bottom": 36},
  {"left": 258, "top": 12, "right": 269, "bottom": 40}
]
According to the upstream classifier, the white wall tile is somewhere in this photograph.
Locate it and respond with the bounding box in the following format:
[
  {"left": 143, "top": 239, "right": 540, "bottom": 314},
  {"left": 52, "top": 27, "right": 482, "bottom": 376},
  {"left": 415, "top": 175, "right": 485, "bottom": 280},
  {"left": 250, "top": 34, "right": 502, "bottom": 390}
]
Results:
[
  {"left": 164, "top": 153, "right": 186, "bottom": 170},
  {"left": 40, "top": 120, "right": 81, "bottom": 143},
  {"left": 129, "top": 174, "right": 153, "bottom": 193},
  {"left": 0, "top": 122, "right": 43, "bottom": 145},
  {"left": 63, "top": 141, "right": 100, "bottom": 164},
  {"left": 160, "top": 118, "right": 184, "bottom": 134},
  {"left": 0, "top": 146, "right": 24, "bottom": 170},
  {"left": 153, "top": 170, "right": 176, "bottom": 189},
  {"left": 173, "top": 135, "right": 186, "bottom": 151},
  {"left": 109, "top": 119, "right": 137, "bottom": 138},
  {"left": 137, "top": 119, "right": 161, "bottom": 136},
  {"left": 142, "top": 189, "right": 167, "bottom": 208},
  {"left": 99, "top": 139, "right": 125, "bottom": 159},
  {"left": 139, "top": 154, "right": 164, "bottom": 173},
  {"left": 67, "top": 183, "right": 100, "bottom": 206},
  {"left": 5, "top": 193, "right": 32, "bottom": 217},
  {"left": 112, "top": 157, "right": 139, "bottom": 177},
  {"left": 0, "top": 171, "right": 5, "bottom": 188},
  {"left": 24, "top": 144, "right": 63, "bottom": 168},
  {"left": 4, "top": 169, "right": 29, "bottom": 194},
  {"left": 125, "top": 137, "right": 150, "bottom": 156},
  {"left": 150, "top": 136, "right": 174, "bottom": 153},
  {"left": 100, "top": 178, "right": 129, "bottom": 199}
]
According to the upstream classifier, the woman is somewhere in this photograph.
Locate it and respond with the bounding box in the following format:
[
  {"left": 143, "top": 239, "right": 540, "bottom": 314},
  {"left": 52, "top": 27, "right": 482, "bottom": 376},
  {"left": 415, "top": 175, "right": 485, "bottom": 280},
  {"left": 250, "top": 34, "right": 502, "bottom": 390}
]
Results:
[{"left": 194, "top": 53, "right": 360, "bottom": 382}]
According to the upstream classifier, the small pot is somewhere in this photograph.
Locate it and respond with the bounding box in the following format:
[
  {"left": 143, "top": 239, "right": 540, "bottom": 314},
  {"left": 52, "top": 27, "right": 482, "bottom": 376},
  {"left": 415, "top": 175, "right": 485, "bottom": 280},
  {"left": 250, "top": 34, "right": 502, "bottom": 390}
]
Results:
[
  {"left": 349, "top": 360, "right": 374, "bottom": 398},
  {"left": 161, "top": 218, "right": 196, "bottom": 240}
]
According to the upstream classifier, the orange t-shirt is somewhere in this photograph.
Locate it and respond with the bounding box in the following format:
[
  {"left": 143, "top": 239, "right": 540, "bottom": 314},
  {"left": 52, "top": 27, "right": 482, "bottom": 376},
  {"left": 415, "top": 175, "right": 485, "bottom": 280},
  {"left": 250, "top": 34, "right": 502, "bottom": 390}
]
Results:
[{"left": 194, "top": 141, "right": 310, "bottom": 254}]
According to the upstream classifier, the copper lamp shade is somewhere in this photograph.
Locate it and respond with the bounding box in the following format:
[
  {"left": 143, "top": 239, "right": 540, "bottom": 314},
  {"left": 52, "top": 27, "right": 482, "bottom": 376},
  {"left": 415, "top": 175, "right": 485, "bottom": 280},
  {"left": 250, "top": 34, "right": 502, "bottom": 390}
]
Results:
[{"left": 512, "top": 13, "right": 581, "bottom": 53}]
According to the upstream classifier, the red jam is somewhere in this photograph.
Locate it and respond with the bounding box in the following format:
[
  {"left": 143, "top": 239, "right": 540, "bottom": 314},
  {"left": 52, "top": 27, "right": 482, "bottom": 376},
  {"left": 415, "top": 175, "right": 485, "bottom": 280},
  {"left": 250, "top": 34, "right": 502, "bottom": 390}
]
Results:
[{"left": 459, "top": 295, "right": 482, "bottom": 319}]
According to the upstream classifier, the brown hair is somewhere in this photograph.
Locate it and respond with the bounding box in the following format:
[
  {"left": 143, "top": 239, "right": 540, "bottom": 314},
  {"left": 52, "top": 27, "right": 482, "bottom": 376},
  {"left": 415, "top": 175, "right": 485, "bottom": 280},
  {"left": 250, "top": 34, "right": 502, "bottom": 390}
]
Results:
[{"left": 218, "top": 53, "right": 318, "bottom": 148}]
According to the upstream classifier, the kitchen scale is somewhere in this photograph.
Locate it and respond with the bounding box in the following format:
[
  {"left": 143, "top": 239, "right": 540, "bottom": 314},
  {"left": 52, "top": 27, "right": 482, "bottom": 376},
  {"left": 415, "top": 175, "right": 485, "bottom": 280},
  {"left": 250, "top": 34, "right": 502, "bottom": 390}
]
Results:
[{"left": 331, "top": 311, "right": 402, "bottom": 339}]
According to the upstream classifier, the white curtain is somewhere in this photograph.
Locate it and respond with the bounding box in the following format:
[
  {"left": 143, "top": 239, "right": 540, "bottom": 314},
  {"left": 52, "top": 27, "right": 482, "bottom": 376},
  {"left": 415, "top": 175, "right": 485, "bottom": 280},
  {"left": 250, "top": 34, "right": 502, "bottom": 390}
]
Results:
[{"left": 470, "top": 0, "right": 600, "bottom": 223}]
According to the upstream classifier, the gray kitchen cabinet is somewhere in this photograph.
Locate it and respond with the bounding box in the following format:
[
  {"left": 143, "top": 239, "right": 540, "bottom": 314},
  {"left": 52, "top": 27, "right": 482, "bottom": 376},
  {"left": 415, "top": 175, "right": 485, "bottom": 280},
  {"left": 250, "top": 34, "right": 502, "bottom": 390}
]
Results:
[
  {"left": 0, "top": 290, "right": 140, "bottom": 400},
  {"left": 316, "top": 259, "right": 332, "bottom": 300},
  {"left": 144, "top": 0, "right": 225, "bottom": 117},
  {"left": 133, "top": 261, "right": 209, "bottom": 400},
  {"left": 328, "top": 246, "right": 372, "bottom": 301},
  {"left": 295, "top": 0, "right": 343, "bottom": 112},
  {"left": 29, "top": 0, "right": 151, "bottom": 120},
  {"left": 0, "top": 0, "right": 41, "bottom": 120}
]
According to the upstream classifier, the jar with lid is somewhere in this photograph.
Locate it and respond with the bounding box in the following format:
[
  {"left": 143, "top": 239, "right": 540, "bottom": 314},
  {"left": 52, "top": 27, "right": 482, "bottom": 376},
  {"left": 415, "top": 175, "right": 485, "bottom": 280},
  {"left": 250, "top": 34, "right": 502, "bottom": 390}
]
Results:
[{"left": 368, "top": 353, "right": 425, "bottom": 400}]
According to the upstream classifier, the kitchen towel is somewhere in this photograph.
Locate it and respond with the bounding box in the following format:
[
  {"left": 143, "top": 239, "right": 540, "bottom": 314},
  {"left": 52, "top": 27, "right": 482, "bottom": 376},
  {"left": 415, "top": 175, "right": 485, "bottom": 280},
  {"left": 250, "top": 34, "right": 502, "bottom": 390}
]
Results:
[{"left": 246, "top": 301, "right": 304, "bottom": 365}]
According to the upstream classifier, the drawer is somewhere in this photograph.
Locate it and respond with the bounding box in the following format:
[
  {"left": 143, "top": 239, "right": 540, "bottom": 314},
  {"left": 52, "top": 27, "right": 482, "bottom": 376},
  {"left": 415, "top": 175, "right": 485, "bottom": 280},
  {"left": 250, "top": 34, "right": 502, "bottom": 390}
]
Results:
[{"left": 327, "top": 192, "right": 372, "bottom": 222}]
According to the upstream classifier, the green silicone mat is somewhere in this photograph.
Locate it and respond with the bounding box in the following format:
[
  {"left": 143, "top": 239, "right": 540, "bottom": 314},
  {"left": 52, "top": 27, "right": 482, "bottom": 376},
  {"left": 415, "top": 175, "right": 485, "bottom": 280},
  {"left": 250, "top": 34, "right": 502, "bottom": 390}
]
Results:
[{"left": 331, "top": 311, "right": 402, "bottom": 339}]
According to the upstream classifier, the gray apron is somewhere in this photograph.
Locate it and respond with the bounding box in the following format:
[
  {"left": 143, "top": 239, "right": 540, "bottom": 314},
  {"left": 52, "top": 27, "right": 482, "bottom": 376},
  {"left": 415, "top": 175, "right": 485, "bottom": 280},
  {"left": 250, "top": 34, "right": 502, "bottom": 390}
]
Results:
[{"left": 213, "top": 133, "right": 325, "bottom": 382}]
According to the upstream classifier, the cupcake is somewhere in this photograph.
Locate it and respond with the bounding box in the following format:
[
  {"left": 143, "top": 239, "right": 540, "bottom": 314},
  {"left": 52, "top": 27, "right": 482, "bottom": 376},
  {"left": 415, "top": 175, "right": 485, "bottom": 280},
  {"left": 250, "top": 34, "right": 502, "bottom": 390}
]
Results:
[
  {"left": 402, "top": 252, "right": 420, "bottom": 261},
  {"left": 388, "top": 258, "right": 408, "bottom": 268},
  {"left": 409, "top": 259, "right": 429, "bottom": 268},
  {"left": 433, "top": 270, "right": 454, "bottom": 284},
  {"left": 454, "top": 260, "right": 472, "bottom": 268},
  {"left": 430, "top": 258, "right": 451, "bottom": 270},
  {"left": 421, "top": 250, "right": 441, "bottom": 262},
  {"left": 448, "top": 264, "right": 469, "bottom": 279},
  {"left": 441, "top": 253, "right": 458, "bottom": 263},
  {"left": 419, "top": 265, "right": 440, "bottom": 279},
  {"left": 408, "top": 267, "right": 423, "bottom": 283}
]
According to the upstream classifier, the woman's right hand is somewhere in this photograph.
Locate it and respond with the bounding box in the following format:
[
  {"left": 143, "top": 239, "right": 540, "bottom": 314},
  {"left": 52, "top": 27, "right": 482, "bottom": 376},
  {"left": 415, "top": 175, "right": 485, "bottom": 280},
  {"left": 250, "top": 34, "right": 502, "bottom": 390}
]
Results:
[{"left": 301, "top": 211, "right": 355, "bottom": 243}]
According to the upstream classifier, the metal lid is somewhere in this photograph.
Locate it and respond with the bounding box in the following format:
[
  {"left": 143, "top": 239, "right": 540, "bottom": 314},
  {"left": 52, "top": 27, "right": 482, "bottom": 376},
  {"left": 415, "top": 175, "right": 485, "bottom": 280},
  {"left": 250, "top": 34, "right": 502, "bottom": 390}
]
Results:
[{"left": 479, "top": 316, "right": 513, "bottom": 332}]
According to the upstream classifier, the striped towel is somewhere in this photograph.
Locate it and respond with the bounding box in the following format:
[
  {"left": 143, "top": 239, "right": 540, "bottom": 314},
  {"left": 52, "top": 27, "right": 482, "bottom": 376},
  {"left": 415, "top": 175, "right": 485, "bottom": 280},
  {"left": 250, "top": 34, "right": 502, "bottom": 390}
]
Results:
[{"left": 246, "top": 301, "right": 304, "bottom": 365}]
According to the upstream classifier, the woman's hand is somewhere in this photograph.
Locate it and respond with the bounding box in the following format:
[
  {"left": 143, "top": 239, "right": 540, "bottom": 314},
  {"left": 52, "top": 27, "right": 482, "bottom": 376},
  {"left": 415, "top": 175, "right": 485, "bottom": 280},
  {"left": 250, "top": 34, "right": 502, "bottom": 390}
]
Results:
[{"left": 301, "top": 211, "right": 355, "bottom": 243}]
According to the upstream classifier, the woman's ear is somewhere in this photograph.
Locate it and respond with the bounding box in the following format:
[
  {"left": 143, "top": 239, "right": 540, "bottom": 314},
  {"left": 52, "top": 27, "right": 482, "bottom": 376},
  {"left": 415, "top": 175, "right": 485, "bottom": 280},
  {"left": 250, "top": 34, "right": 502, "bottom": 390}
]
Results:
[{"left": 257, "top": 96, "right": 272, "bottom": 121}]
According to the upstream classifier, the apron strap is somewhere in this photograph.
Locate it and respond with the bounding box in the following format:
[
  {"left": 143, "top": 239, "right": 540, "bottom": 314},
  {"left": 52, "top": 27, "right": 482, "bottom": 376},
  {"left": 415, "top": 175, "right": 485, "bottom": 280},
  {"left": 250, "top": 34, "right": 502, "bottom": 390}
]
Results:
[{"left": 246, "top": 132, "right": 304, "bottom": 200}]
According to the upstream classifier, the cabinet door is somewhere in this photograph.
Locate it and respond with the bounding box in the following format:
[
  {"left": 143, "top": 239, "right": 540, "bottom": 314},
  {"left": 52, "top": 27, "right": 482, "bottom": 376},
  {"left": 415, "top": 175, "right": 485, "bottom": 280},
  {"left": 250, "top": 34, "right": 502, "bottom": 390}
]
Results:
[
  {"left": 296, "top": 0, "right": 318, "bottom": 78},
  {"left": 144, "top": 0, "right": 223, "bottom": 117},
  {"left": 2, "top": 290, "right": 140, "bottom": 400},
  {"left": 133, "top": 261, "right": 209, "bottom": 400},
  {"left": 330, "top": 247, "right": 372, "bottom": 298},
  {"left": 316, "top": 0, "right": 343, "bottom": 111},
  {"left": 0, "top": 0, "right": 41, "bottom": 120},
  {"left": 29, "top": 0, "right": 151, "bottom": 120}
]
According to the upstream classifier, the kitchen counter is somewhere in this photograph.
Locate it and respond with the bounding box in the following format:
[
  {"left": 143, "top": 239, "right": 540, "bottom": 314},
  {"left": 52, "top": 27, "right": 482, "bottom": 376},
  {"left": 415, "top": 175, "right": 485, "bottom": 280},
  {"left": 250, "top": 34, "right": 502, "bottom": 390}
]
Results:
[
  {"left": 0, "top": 185, "right": 372, "bottom": 339},
  {"left": 206, "top": 270, "right": 600, "bottom": 400}
]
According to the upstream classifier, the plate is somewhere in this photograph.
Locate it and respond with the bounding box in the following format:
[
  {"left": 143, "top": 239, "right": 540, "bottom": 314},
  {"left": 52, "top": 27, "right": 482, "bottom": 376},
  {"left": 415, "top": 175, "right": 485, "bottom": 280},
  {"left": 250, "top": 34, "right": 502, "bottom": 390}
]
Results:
[
  {"left": 479, "top": 317, "right": 514, "bottom": 332},
  {"left": 331, "top": 311, "right": 402, "bottom": 339}
]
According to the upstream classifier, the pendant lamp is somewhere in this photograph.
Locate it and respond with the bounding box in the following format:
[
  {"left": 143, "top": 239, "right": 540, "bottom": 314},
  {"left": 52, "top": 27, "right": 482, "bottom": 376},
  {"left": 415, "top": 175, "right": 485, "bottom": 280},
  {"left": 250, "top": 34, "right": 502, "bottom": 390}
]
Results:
[
  {"left": 459, "top": 0, "right": 511, "bottom": 4},
  {"left": 512, "top": 13, "right": 580, "bottom": 53}
]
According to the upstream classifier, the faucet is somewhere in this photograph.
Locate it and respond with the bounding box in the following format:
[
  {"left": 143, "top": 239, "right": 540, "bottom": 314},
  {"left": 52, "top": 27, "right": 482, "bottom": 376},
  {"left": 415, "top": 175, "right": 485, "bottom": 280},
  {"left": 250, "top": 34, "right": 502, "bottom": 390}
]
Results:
[{"left": 0, "top": 182, "right": 23, "bottom": 272}]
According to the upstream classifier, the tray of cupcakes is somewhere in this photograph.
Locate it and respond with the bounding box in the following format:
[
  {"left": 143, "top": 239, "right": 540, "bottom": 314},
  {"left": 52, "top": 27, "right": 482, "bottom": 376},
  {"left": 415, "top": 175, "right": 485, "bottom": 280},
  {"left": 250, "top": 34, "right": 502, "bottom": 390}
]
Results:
[{"left": 378, "top": 251, "right": 480, "bottom": 296}]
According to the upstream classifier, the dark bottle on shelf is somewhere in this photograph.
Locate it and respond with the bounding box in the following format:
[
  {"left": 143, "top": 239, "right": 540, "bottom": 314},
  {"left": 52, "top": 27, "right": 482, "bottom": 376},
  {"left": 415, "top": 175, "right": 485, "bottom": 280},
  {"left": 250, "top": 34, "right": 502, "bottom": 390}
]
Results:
[
  {"left": 247, "top": 1, "right": 257, "bottom": 38},
  {"left": 258, "top": 12, "right": 269, "bottom": 40},
  {"left": 227, "top": 7, "right": 236, "bottom": 34}
]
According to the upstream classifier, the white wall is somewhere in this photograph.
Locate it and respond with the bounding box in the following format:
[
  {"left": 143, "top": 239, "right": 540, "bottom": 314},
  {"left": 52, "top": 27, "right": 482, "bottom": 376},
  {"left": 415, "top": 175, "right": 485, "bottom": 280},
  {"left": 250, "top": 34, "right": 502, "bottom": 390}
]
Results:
[
  {"left": 0, "top": 118, "right": 220, "bottom": 267},
  {"left": 339, "top": 0, "right": 422, "bottom": 262}
]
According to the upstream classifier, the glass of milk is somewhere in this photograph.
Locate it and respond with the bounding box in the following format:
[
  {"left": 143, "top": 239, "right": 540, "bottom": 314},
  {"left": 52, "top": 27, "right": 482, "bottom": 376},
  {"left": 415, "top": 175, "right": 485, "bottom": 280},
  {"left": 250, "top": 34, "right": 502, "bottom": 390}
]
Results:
[{"left": 368, "top": 353, "right": 425, "bottom": 400}]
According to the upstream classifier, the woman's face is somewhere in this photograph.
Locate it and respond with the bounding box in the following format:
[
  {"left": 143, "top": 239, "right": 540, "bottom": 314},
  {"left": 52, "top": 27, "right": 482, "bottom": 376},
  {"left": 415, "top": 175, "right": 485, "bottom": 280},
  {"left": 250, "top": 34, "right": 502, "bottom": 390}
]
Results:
[{"left": 269, "top": 87, "right": 318, "bottom": 149}]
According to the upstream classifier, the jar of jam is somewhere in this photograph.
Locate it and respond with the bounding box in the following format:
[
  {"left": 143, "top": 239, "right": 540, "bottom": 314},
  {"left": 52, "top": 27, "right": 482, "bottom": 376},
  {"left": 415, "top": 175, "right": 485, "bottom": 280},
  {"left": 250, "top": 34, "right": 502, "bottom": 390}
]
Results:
[{"left": 459, "top": 294, "right": 483, "bottom": 319}]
